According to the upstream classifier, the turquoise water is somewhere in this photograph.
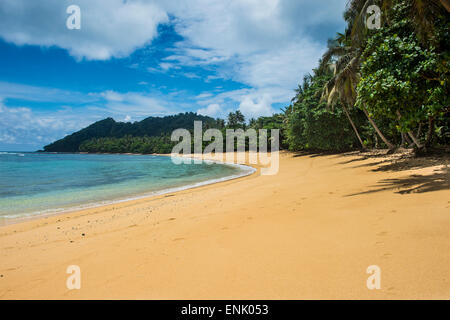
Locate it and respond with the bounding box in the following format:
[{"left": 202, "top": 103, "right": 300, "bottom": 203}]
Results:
[{"left": 0, "top": 152, "right": 251, "bottom": 219}]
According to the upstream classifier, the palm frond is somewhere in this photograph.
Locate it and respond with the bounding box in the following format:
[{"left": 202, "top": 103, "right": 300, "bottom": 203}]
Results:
[{"left": 320, "top": 45, "right": 349, "bottom": 70}]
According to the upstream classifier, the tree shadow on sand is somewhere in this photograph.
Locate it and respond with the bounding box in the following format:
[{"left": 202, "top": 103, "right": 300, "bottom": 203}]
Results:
[
  {"left": 292, "top": 149, "right": 449, "bottom": 196},
  {"left": 346, "top": 166, "right": 449, "bottom": 196},
  {"left": 339, "top": 149, "right": 449, "bottom": 173},
  {"left": 292, "top": 150, "right": 344, "bottom": 158},
  {"left": 336, "top": 150, "right": 396, "bottom": 165}
]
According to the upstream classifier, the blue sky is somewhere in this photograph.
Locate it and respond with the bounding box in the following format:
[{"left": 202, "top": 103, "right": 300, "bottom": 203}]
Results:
[{"left": 0, "top": 0, "right": 347, "bottom": 151}]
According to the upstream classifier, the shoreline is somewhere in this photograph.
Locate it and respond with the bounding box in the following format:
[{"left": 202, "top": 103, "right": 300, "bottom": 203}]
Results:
[
  {"left": 1, "top": 151, "right": 448, "bottom": 299},
  {"left": 0, "top": 153, "right": 257, "bottom": 227}
]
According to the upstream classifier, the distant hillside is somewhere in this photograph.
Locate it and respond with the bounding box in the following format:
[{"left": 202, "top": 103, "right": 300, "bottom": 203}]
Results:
[{"left": 43, "top": 112, "right": 219, "bottom": 152}]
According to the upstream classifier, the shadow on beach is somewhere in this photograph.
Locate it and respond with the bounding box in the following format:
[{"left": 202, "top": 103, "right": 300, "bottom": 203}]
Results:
[
  {"left": 338, "top": 148, "right": 448, "bottom": 169},
  {"left": 292, "top": 150, "right": 354, "bottom": 158},
  {"left": 346, "top": 166, "right": 449, "bottom": 196},
  {"left": 291, "top": 148, "right": 449, "bottom": 195},
  {"left": 342, "top": 149, "right": 449, "bottom": 196}
]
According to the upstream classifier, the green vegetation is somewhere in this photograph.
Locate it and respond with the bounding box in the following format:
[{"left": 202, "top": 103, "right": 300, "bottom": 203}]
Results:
[
  {"left": 44, "top": 111, "right": 280, "bottom": 154},
  {"left": 284, "top": 71, "right": 369, "bottom": 151},
  {"left": 43, "top": 113, "right": 220, "bottom": 153},
  {"left": 283, "top": 0, "right": 449, "bottom": 153},
  {"left": 79, "top": 135, "right": 175, "bottom": 154}
]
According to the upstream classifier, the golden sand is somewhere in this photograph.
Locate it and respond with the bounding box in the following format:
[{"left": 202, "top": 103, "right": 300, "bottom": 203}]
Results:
[{"left": 0, "top": 151, "right": 449, "bottom": 299}]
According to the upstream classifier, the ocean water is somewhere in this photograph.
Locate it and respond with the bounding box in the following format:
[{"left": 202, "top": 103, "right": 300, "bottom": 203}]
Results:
[{"left": 0, "top": 152, "right": 253, "bottom": 220}]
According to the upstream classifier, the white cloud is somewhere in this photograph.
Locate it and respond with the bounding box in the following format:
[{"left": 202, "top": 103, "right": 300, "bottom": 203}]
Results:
[
  {"left": 236, "top": 41, "right": 324, "bottom": 88},
  {"left": 0, "top": 82, "right": 178, "bottom": 119},
  {"left": 182, "top": 72, "right": 200, "bottom": 79},
  {"left": 0, "top": 99, "right": 95, "bottom": 147},
  {"left": 195, "top": 86, "right": 290, "bottom": 120},
  {"left": 163, "top": 0, "right": 345, "bottom": 56},
  {"left": 159, "top": 62, "right": 176, "bottom": 71},
  {"left": 100, "top": 90, "right": 178, "bottom": 117},
  {"left": 196, "top": 93, "right": 214, "bottom": 99},
  {"left": 0, "top": 0, "right": 168, "bottom": 60},
  {"left": 0, "top": 84, "right": 187, "bottom": 148},
  {"left": 146, "top": 62, "right": 181, "bottom": 74},
  {"left": 197, "top": 103, "right": 221, "bottom": 118},
  {"left": 0, "top": 81, "right": 94, "bottom": 104},
  {"left": 0, "top": 0, "right": 346, "bottom": 91},
  {"left": 238, "top": 95, "right": 274, "bottom": 119},
  {"left": 158, "top": 0, "right": 347, "bottom": 116},
  {"left": 101, "top": 90, "right": 124, "bottom": 102}
]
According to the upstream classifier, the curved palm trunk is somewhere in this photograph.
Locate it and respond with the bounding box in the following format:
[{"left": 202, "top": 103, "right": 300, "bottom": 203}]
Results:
[
  {"left": 343, "top": 105, "right": 365, "bottom": 149},
  {"left": 400, "top": 132, "right": 406, "bottom": 147},
  {"left": 401, "top": 132, "right": 413, "bottom": 147},
  {"left": 425, "top": 117, "right": 435, "bottom": 147},
  {"left": 407, "top": 131, "right": 424, "bottom": 149},
  {"left": 416, "top": 123, "right": 422, "bottom": 139},
  {"left": 409, "top": 118, "right": 435, "bottom": 155},
  {"left": 362, "top": 106, "right": 395, "bottom": 150},
  {"left": 396, "top": 110, "right": 424, "bottom": 150}
]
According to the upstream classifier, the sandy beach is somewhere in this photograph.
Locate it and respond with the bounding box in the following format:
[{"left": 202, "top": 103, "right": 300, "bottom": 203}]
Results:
[{"left": 0, "top": 151, "right": 449, "bottom": 299}]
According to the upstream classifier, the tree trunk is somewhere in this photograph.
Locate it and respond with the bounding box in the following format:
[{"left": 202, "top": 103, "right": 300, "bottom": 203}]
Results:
[
  {"left": 416, "top": 123, "right": 422, "bottom": 139},
  {"left": 401, "top": 132, "right": 414, "bottom": 147},
  {"left": 396, "top": 110, "right": 424, "bottom": 150},
  {"left": 440, "top": 0, "right": 450, "bottom": 12},
  {"left": 343, "top": 105, "right": 365, "bottom": 149},
  {"left": 404, "top": 132, "right": 413, "bottom": 147},
  {"left": 424, "top": 117, "right": 435, "bottom": 147},
  {"left": 411, "top": 118, "right": 435, "bottom": 156},
  {"left": 407, "top": 131, "right": 424, "bottom": 149},
  {"left": 400, "top": 132, "right": 406, "bottom": 147},
  {"left": 362, "top": 106, "right": 395, "bottom": 150}
]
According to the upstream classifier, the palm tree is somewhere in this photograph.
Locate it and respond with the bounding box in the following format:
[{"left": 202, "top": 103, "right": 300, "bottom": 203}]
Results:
[
  {"left": 216, "top": 118, "right": 225, "bottom": 129},
  {"left": 248, "top": 118, "right": 257, "bottom": 129},
  {"left": 227, "top": 110, "right": 246, "bottom": 129},
  {"left": 319, "top": 37, "right": 396, "bottom": 150},
  {"left": 234, "top": 110, "right": 245, "bottom": 126},
  {"left": 320, "top": 63, "right": 365, "bottom": 149},
  {"left": 227, "top": 112, "right": 237, "bottom": 128}
]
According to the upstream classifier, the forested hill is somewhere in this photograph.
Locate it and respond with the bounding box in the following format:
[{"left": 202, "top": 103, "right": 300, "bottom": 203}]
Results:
[{"left": 43, "top": 112, "right": 219, "bottom": 152}]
